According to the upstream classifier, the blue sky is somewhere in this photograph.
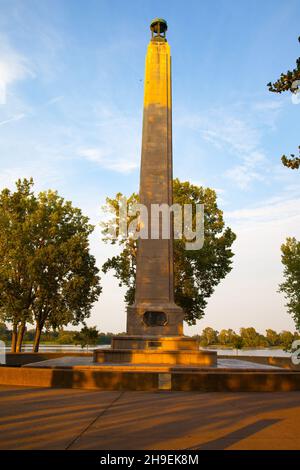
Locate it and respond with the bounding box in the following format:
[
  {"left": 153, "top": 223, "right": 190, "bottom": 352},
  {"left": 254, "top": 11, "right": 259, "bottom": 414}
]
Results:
[{"left": 0, "top": 0, "right": 299, "bottom": 334}]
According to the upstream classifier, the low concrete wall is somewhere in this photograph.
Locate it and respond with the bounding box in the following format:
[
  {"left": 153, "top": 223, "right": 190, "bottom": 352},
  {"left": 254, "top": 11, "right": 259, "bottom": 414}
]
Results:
[
  {"left": 172, "top": 371, "right": 300, "bottom": 392},
  {"left": 0, "top": 366, "right": 158, "bottom": 391},
  {"left": 219, "top": 355, "right": 300, "bottom": 371},
  {"left": 5, "top": 352, "right": 92, "bottom": 367},
  {"left": 1, "top": 366, "right": 300, "bottom": 392}
]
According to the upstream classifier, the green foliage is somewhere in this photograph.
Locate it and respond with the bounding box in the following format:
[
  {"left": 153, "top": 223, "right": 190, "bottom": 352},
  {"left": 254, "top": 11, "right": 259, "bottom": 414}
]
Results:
[
  {"left": 198, "top": 326, "right": 299, "bottom": 350},
  {"left": 0, "top": 179, "right": 37, "bottom": 331},
  {"left": 55, "top": 330, "right": 76, "bottom": 345},
  {"left": 279, "top": 237, "right": 300, "bottom": 331},
  {"left": 199, "top": 327, "right": 219, "bottom": 346},
  {"left": 0, "top": 179, "right": 102, "bottom": 352},
  {"left": 281, "top": 150, "right": 300, "bottom": 170},
  {"left": 0, "top": 324, "right": 113, "bottom": 346},
  {"left": 278, "top": 330, "right": 295, "bottom": 351},
  {"left": 217, "top": 328, "right": 237, "bottom": 345},
  {"left": 102, "top": 179, "right": 236, "bottom": 325},
  {"left": 239, "top": 327, "right": 265, "bottom": 348},
  {"left": 266, "top": 329, "right": 280, "bottom": 347},
  {"left": 267, "top": 36, "right": 300, "bottom": 169},
  {"left": 73, "top": 326, "right": 99, "bottom": 349},
  {"left": 232, "top": 335, "right": 243, "bottom": 350},
  {"left": 267, "top": 37, "right": 300, "bottom": 94},
  {"left": 0, "top": 322, "right": 11, "bottom": 342}
]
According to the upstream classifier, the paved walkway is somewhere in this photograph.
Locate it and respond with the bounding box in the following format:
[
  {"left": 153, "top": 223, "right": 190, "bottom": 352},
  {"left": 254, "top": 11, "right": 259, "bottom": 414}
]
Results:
[
  {"left": 23, "top": 356, "right": 281, "bottom": 370},
  {"left": 0, "top": 385, "right": 300, "bottom": 449}
]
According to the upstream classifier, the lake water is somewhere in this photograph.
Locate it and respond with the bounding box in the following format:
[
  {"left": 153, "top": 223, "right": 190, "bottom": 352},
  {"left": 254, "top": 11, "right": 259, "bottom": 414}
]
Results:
[
  {"left": 17, "top": 344, "right": 291, "bottom": 357},
  {"left": 20, "top": 344, "right": 108, "bottom": 352},
  {"left": 206, "top": 348, "right": 291, "bottom": 357}
]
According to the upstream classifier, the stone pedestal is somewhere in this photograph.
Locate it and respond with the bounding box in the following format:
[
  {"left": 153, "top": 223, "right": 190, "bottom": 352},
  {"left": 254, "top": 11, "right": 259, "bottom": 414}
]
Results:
[
  {"left": 111, "top": 335, "right": 198, "bottom": 350},
  {"left": 93, "top": 335, "right": 217, "bottom": 367},
  {"left": 127, "top": 304, "right": 184, "bottom": 336}
]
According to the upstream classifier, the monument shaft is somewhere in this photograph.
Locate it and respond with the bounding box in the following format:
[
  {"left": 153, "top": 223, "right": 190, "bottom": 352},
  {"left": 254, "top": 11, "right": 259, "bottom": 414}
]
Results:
[
  {"left": 127, "top": 20, "right": 184, "bottom": 336},
  {"left": 94, "top": 19, "right": 217, "bottom": 366}
]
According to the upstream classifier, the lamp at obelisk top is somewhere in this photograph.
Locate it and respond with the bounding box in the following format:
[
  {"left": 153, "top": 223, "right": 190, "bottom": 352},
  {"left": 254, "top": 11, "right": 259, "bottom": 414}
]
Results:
[{"left": 127, "top": 18, "right": 185, "bottom": 336}]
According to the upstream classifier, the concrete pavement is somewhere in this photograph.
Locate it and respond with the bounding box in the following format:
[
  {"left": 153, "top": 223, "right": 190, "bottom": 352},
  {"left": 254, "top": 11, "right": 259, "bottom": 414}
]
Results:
[{"left": 0, "top": 385, "right": 300, "bottom": 450}]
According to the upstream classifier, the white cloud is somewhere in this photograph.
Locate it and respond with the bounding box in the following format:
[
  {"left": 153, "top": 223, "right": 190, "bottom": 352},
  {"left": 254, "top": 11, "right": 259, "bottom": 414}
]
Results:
[
  {"left": 0, "top": 35, "right": 34, "bottom": 104},
  {"left": 79, "top": 143, "right": 139, "bottom": 173},
  {"left": 225, "top": 164, "right": 264, "bottom": 190},
  {"left": 77, "top": 107, "right": 141, "bottom": 173},
  {"left": 252, "top": 100, "right": 283, "bottom": 112},
  {"left": 177, "top": 106, "right": 272, "bottom": 189},
  {"left": 45, "top": 96, "right": 64, "bottom": 106},
  {"left": 0, "top": 113, "right": 25, "bottom": 126},
  {"left": 226, "top": 195, "right": 300, "bottom": 227}
]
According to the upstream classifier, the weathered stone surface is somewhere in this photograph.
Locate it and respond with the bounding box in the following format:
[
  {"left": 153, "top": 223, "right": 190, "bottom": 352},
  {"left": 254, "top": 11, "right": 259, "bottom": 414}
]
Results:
[
  {"left": 127, "top": 31, "right": 184, "bottom": 335},
  {"left": 93, "top": 21, "right": 215, "bottom": 365},
  {"left": 93, "top": 348, "right": 217, "bottom": 366},
  {"left": 111, "top": 335, "right": 200, "bottom": 350}
]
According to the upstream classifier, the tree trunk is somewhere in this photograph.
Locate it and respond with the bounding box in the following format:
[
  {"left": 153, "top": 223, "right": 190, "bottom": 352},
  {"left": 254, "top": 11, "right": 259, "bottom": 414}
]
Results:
[
  {"left": 33, "top": 323, "right": 43, "bottom": 353},
  {"left": 11, "top": 324, "right": 18, "bottom": 352},
  {"left": 16, "top": 323, "right": 26, "bottom": 353}
]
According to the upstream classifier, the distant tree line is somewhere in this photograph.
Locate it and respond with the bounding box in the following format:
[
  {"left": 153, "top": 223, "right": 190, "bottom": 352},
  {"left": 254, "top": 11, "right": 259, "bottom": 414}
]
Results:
[
  {"left": 2, "top": 321, "right": 298, "bottom": 351},
  {"left": 0, "top": 322, "right": 114, "bottom": 347},
  {"left": 197, "top": 327, "right": 300, "bottom": 351}
]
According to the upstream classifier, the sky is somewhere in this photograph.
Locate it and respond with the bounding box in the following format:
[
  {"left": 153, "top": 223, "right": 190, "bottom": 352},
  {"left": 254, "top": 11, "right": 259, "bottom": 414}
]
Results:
[{"left": 0, "top": 0, "right": 299, "bottom": 335}]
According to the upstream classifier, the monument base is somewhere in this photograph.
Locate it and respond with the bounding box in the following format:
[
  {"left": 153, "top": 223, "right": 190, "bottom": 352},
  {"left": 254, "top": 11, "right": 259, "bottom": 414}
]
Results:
[
  {"left": 127, "top": 303, "right": 185, "bottom": 336},
  {"left": 111, "top": 335, "right": 199, "bottom": 350},
  {"left": 93, "top": 335, "right": 217, "bottom": 367}
]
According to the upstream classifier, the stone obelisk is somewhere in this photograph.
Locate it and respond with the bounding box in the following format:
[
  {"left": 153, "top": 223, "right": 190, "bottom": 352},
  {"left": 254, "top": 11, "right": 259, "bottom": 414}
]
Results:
[
  {"left": 127, "top": 18, "right": 184, "bottom": 336},
  {"left": 94, "top": 19, "right": 216, "bottom": 365}
]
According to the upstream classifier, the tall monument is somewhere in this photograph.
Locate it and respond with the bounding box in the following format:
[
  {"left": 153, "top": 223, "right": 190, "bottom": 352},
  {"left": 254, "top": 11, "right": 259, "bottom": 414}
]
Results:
[
  {"left": 127, "top": 18, "right": 184, "bottom": 336},
  {"left": 94, "top": 19, "right": 216, "bottom": 365}
]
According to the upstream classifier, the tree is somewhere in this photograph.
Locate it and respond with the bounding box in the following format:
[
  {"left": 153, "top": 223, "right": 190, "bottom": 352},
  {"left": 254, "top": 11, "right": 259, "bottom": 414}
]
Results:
[
  {"left": 239, "top": 327, "right": 261, "bottom": 347},
  {"left": 279, "top": 237, "right": 300, "bottom": 331},
  {"left": 73, "top": 326, "right": 99, "bottom": 351},
  {"left": 29, "top": 189, "right": 101, "bottom": 352},
  {"left": 279, "top": 330, "right": 295, "bottom": 351},
  {"left": 0, "top": 179, "right": 101, "bottom": 352},
  {"left": 0, "top": 179, "right": 37, "bottom": 351},
  {"left": 218, "top": 328, "right": 236, "bottom": 345},
  {"left": 267, "top": 36, "right": 300, "bottom": 169},
  {"left": 0, "top": 322, "right": 10, "bottom": 343},
  {"left": 200, "top": 327, "right": 219, "bottom": 347},
  {"left": 232, "top": 334, "right": 243, "bottom": 354},
  {"left": 266, "top": 329, "right": 280, "bottom": 347},
  {"left": 102, "top": 179, "right": 236, "bottom": 325}
]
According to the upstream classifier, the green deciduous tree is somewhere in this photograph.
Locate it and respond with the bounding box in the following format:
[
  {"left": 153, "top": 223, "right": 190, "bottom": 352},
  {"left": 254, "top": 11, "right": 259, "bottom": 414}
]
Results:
[
  {"left": 73, "top": 326, "right": 99, "bottom": 350},
  {"left": 30, "top": 189, "right": 101, "bottom": 352},
  {"left": 200, "top": 327, "right": 219, "bottom": 347},
  {"left": 279, "top": 330, "right": 295, "bottom": 351},
  {"left": 265, "top": 329, "right": 280, "bottom": 347},
  {"left": 279, "top": 237, "right": 300, "bottom": 331},
  {"left": 0, "top": 322, "right": 10, "bottom": 343},
  {"left": 239, "top": 327, "right": 262, "bottom": 348},
  {"left": 232, "top": 334, "right": 243, "bottom": 354},
  {"left": 218, "top": 328, "right": 237, "bottom": 346},
  {"left": 102, "top": 179, "right": 236, "bottom": 325},
  {"left": 0, "top": 179, "right": 37, "bottom": 351},
  {"left": 267, "top": 36, "right": 300, "bottom": 169},
  {"left": 0, "top": 179, "right": 101, "bottom": 352}
]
